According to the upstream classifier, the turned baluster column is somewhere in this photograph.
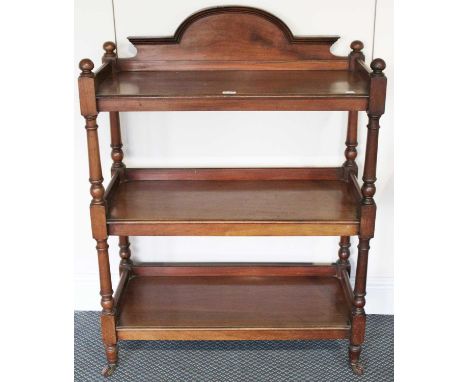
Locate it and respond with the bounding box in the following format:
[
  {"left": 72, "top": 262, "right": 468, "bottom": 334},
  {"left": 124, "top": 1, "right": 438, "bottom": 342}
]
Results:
[
  {"left": 79, "top": 58, "right": 114, "bottom": 315},
  {"left": 102, "top": 41, "right": 125, "bottom": 175},
  {"left": 349, "top": 58, "right": 386, "bottom": 375},
  {"left": 79, "top": 58, "right": 117, "bottom": 375},
  {"left": 86, "top": 115, "right": 114, "bottom": 316},
  {"left": 343, "top": 111, "right": 359, "bottom": 177},
  {"left": 344, "top": 40, "right": 365, "bottom": 179},
  {"left": 349, "top": 237, "right": 370, "bottom": 374},
  {"left": 339, "top": 111, "right": 357, "bottom": 272},
  {"left": 337, "top": 236, "right": 351, "bottom": 274},
  {"left": 110, "top": 111, "right": 132, "bottom": 274},
  {"left": 340, "top": 106, "right": 359, "bottom": 272},
  {"left": 338, "top": 41, "right": 364, "bottom": 272},
  {"left": 344, "top": 41, "right": 363, "bottom": 177},
  {"left": 109, "top": 111, "right": 126, "bottom": 174},
  {"left": 102, "top": 42, "right": 133, "bottom": 275},
  {"left": 346, "top": 41, "right": 365, "bottom": 176},
  {"left": 341, "top": 112, "right": 359, "bottom": 270},
  {"left": 118, "top": 236, "right": 132, "bottom": 274}
]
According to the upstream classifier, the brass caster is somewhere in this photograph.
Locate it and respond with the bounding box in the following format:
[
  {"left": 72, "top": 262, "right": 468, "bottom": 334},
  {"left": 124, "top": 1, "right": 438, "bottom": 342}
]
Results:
[
  {"left": 351, "top": 362, "right": 364, "bottom": 376},
  {"left": 101, "top": 364, "right": 117, "bottom": 377}
]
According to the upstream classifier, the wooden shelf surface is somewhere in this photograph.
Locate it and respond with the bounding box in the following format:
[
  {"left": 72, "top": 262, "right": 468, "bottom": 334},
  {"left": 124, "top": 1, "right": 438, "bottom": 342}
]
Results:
[
  {"left": 95, "top": 70, "right": 369, "bottom": 111},
  {"left": 116, "top": 274, "right": 351, "bottom": 340},
  {"left": 97, "top": 70, "right": 368, "bottom": 98},
  {"left": 106, "top": 169, "right": 360, "bottom": 236}
]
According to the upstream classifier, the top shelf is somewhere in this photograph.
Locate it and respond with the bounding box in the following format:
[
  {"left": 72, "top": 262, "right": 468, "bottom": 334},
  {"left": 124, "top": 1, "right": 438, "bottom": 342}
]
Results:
[
  {"left": 95, "top": 70, "right": 369, "bottom": 112},
  {"left": 78, "top": 6, "right": 384, "bottom": 113}
]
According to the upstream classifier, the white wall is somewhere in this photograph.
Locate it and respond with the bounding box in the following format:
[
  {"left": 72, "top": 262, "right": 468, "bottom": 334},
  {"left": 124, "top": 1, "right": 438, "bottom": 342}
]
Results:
[{"left": 74, "top": 0, "right": 393, "bottom": 313}]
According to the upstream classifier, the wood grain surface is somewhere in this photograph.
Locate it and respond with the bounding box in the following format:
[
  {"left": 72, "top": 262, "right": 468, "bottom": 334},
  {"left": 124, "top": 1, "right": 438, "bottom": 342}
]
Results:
[{"left": 117, "top": 275, "right": 351, "bottom": 340}]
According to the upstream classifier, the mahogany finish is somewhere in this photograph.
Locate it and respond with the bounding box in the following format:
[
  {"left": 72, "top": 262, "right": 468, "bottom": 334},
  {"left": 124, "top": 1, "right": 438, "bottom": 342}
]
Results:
[
  {"left": 344, "top": 111, "right": 359, "bottom": 177},
  {"left": 106, "top": 177, "right": 360, "bottom": 236},
  {"left": 119, "top": 6, "right": 345, "bottom": 71},
  {"left": 130, "top": 262, "right": 340, "bottom": 277},
  {"left": 109, "top": 112, "right": 125, "bottom": 173},
  {"left": 105, "top": 168, "right": 359, "bottom": 236},
  {"left": 96, "top": 70, "right": 369, "bottom": 112},
  {"left": 124, "top": 167, "right": 344, "bottom": 181},
  {"left": 117, "top": 275, "right": 351, "bottom": 340},
  {"left": 98, "top": 97, "right": 367, "bottom": 112},
  {"left": 338, "top": 236, "right": 352, "bottom": 273},
  {"left": 97, "top": 70, "right": 368, "bottom": 98},
  {"left": 77, "top": 5, "right": 387, "bottom": 377}
]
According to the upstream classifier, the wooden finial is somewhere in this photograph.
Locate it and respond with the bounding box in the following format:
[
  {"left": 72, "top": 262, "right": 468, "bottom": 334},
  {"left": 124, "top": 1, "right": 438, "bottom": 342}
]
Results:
[
  {"left": 79, "top": 58, "right": 94, "bottom": 77},
  {"left": 103, "top": 41, "right": 117, "bottom": 58},
  {"left": 370, "top": 58, "right": 386, "bottom": 75},
  {"left": 348, "top": 41, "right": 364, "bottom": 71},
  {"left": 350, "top": 40, "right": 364, "bottom": 52}
]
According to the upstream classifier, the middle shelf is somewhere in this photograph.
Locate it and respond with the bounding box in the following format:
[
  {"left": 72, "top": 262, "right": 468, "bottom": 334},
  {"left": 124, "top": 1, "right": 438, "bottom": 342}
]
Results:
[{"left": 105, "top": 168, "right": 361, "bottom": 236}]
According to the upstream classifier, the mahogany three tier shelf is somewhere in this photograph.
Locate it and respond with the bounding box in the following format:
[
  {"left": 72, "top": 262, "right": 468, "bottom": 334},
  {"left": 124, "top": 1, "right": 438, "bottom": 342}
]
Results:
[{"left": 78, "top": 6, "right": 387, "bottom": 377}]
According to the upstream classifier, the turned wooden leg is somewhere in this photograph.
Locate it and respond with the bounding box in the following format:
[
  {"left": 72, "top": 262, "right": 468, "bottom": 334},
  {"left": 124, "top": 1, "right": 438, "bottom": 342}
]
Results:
[
  {"left": 119, "top": 236, "right": 132, "bottom": 274},
  {"left": 348, "top": 59, "right": 386, "bottom": 375},
  {"left": 349, "top": 237, "right": 370, "bottom": 375},
  {"left": 80, "top": 57, "right": 120, "bottom": 378},
  {"left": 337, "top": 236, "right": 351, "bottom": 274},
  {"left": 101, "top": 345, "right": 118, "bottom": 377},
  {"left": 96, "top": 238, "right": 118, "bottom": 376}
]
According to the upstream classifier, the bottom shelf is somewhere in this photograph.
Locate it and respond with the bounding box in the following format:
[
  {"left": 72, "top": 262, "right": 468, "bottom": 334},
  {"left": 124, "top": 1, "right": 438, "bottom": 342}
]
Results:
[{"left": 116, "top": 264, "right": 352, "bottom": 341}]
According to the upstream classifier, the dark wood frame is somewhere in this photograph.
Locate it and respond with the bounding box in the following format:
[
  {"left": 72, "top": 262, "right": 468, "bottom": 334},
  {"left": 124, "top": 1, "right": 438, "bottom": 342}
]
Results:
[{"left": 78, "top": 6, "right": 387, "bottom": 377}]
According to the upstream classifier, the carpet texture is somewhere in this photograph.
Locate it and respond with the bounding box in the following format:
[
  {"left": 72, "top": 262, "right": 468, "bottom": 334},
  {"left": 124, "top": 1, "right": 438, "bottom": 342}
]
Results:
[{"left": 75, "top": 312, "right": 393, "bottom": 381}]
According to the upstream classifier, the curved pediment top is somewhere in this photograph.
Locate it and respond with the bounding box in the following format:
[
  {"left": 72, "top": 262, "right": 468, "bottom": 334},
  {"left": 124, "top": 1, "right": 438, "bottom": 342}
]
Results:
[
  {"left": 128, "top": 6, "right": 339, "bottom": 46},
  {"left": 122, "top": 6, "right": 346, "bottom": 70}
]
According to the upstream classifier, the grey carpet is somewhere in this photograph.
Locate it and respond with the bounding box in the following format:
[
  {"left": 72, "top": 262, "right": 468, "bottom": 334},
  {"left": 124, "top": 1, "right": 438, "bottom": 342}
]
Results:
[{"left": 75, "top": 312, "right": 393, "bottom": 381}]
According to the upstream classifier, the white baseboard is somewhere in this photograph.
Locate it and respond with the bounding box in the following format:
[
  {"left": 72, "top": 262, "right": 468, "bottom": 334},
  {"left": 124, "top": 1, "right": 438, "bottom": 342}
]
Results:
[{"left": 75, "top": 274, "right": 393, "bottom": 315}]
